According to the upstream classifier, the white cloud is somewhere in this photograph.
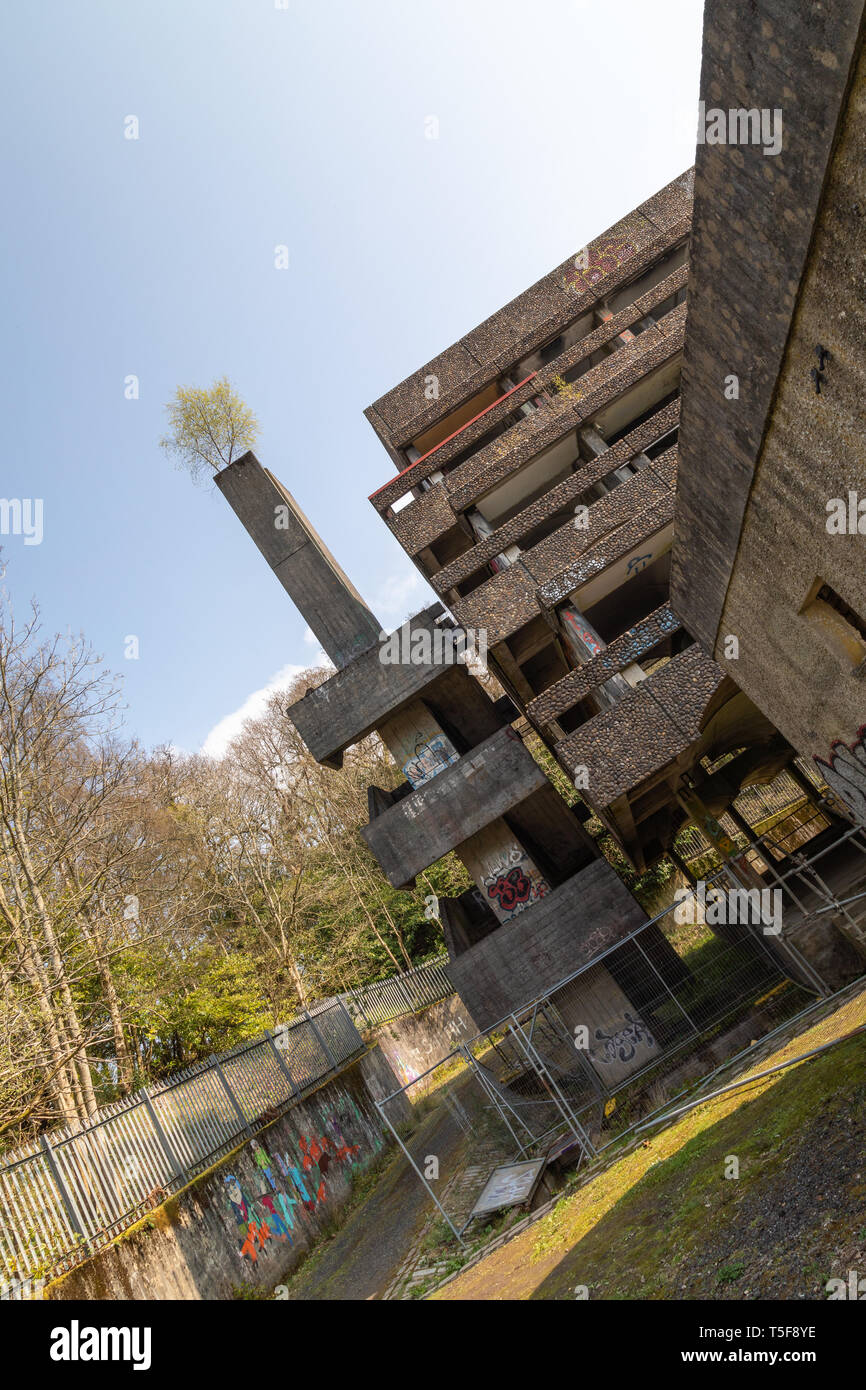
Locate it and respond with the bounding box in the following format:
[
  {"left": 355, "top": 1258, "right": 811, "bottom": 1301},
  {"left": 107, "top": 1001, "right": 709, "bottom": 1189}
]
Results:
[
  {"left": 372, "top": 567, "right": 434, "bottom": 623},
  {"left": 201, "top": 653, "right": 328, "bottom": 759},
  {"left": 200, "top": 575, "right": 432, "bottom": 761}
]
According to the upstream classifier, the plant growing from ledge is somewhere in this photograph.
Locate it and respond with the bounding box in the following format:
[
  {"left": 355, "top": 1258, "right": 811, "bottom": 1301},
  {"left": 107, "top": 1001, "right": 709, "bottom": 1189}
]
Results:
[{"left": 160, "top": 377, "right": 259, "bottom": 483}]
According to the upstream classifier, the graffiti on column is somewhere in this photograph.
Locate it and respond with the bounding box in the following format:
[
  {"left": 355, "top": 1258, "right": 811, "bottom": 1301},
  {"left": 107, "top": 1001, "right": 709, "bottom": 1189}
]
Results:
[
  {"left": 402, "top": 732, "right": 460, "bottom": 788},
  {"left": 814, "top": 725, "right": 866, "bottom": 823},
  {"left": 593, "top": 1012, "right": 656, "bottom": 1065},
  {"left": 482, "top": 845, "right": 549, "bottom": 919}
]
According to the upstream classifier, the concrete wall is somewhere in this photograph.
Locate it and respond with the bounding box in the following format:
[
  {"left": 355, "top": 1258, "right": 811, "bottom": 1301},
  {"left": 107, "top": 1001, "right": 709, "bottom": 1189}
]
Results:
[
  {"left": 46, "top": 1048, "right": 408, "bottom": 1302},
  {"left": 673, "top": 0, "right": 865, "bottom": 650},
  {"left": 672, "top": 0, "right": 866, "bottom": 818},
  {"left": 369, "top": 994, "right": 478, "bottom": 1087},
  {"left": 446, "top": 858, "right": 647, "bottom": 1028},
  {"left": 712, "top": 40, "right": 866, "bottom": 813}
]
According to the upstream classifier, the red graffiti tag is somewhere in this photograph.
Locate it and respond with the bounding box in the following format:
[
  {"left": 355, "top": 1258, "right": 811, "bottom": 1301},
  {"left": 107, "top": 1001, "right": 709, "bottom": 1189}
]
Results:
[{"left": 487, "top": 866, "right": 533, "bottom": 912}]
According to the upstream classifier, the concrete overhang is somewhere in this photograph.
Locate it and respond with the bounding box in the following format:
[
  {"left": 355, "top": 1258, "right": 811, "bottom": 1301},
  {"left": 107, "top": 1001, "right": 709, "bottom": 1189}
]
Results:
[
  {"left": 288, "top": 604, "right": 460, "bottom": 767},
  {"left": 360, "top": 725, "right": 548, "bottom": 888},
  {"left": 444, "top": 858, "right": 648, "bottom": 1029}
]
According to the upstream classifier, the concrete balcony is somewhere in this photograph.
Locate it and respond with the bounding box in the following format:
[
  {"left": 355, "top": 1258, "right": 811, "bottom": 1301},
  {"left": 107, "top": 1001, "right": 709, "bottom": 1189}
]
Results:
[
  {"left": 433, "top": 398, "right": 680, "bottom": 597},
  {"left": 288, "top": 605, "right": 507, "bottom": 768},
  {"left": 451, "top": 457, "right": 677, "bottom": 648}
]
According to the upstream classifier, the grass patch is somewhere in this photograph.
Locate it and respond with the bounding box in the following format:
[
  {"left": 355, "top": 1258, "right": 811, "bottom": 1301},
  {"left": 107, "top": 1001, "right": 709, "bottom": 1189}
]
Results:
[{"left": 433, "top": 988, "right": 866, "bottom": 1301}]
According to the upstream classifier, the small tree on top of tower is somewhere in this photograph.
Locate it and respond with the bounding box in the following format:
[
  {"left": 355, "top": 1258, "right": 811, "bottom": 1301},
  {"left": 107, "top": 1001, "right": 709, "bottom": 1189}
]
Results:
[{"left": 159, "top": 377, "right": 259, "bottom": 483}]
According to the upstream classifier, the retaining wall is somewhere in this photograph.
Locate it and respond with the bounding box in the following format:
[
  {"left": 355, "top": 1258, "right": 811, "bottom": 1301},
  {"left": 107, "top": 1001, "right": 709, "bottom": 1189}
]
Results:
[
  {"left": 369, "top": 994, "right": 478, "bottom": 1086},
  {"left": 45, "top": 1047, "right": 407, "bottom": 1301}
]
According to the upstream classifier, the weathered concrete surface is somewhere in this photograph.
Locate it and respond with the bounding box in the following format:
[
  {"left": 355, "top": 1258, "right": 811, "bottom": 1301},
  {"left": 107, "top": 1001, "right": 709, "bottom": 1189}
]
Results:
[
  {"left": 361, "top": 726, "right": 549, "bottom": 887},
  {"left": 216, "top": 452, "right": 382, "bottom": 670},
  {"left": 287, "top": 606, "right": 505, "bottom": 767},
  {"left": 365, "top": 170, "right": 692, "bottom": 470},
  {"left": 672, "top": 0, "right": 866, "bottom": 650},
  {"left": 709, "top": 38, "right": 866, "bottom": 804},
  {"left": 433, "top": 399, "right": 682, "bottom": 596},
  {"left": 45, "top": 1048, "right": 407, "bottom": 1302},
  {"left": 555, "top": 644, "right": 730, "bottom": 806},
  {"left": 445, "top": 858, "right": 647, "bottom": 1028},
  {"left": 370, "top": 994, "right": 479, "bottom": 1088}
]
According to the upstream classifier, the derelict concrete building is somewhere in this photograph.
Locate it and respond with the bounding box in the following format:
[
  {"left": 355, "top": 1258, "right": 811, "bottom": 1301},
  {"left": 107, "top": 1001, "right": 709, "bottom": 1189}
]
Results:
[
  {"left": 214, "top": 107, "right": 865, "bottom": 1051},
  {"left": 214, "top": 453, "right": 696, "bottom": 1039},
  {"left": 673, "top": 0, "right": 866, "bottom": 827},
  {"left": 364, "top": 171, "right": 831, "bottom": 884}
]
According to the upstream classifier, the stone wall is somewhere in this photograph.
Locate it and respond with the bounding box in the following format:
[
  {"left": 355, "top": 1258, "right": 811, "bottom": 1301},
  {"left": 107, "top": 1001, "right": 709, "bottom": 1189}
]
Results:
[{"left": 46, "top": 1047, "right": 408, "bottom": 1302}]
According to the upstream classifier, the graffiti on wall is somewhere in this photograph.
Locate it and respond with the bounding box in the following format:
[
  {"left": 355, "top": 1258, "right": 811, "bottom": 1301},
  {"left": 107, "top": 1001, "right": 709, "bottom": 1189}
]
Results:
[
  {"left": 225, "top": 1105, "right": 369, "bottom": 1266},
  {"left": 814, "top": 726, "right": 866, "bottom": 824},
  {"left": 593, "top": 1012, "right": 655, "bottom": 1066},
  {"left": 562, "top": 230, "right": 640, "bottom": 296},
  {"left": 482, "top": 845, "right": 549, "bottom": 920}
]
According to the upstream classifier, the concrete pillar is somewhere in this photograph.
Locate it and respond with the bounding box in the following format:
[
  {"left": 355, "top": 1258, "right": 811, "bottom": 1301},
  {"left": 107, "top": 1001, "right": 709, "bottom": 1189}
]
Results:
[{"left": 215, "top": 452, "right": 382, "bottom": 670}]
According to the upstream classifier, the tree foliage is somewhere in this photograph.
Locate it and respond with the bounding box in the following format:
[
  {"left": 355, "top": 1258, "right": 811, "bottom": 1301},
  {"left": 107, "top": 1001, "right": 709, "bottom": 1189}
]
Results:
[
  {"left": 159, "top": 377, "right": 259, "bottom": 482},
  {"left": 0, "top": 601, "right": 462, "bottom": 1148}
]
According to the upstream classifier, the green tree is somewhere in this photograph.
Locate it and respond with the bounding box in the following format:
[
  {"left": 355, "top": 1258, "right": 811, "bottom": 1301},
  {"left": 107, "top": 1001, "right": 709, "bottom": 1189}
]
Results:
[{"left": 159, "top": 377, "right": 259, "bottom": 482}]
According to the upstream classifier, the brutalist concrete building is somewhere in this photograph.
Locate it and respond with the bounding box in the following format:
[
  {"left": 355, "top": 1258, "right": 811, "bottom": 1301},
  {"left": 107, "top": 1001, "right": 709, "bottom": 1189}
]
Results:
[
  {"left": 216, "top": 131, "right": 863, "bottom": 1047},
  {"left": 364, "top": 171, "right": 816, "bottom": 882},
  {"left": 673, "top": 0, "right": 866, "bottom": 827},
  {"left": 215, "top": 452, "right": 686, "bottom": 1043}
]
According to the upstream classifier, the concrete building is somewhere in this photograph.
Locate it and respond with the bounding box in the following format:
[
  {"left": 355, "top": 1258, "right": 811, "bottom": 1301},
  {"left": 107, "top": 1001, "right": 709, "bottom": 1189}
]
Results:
[
  {"left": 214, "top": 58, "right": 866, "bottom": 1046},
  {"left": 364, "top": 171, "right": 821, "bottom": 884},
  {"left": 215, "top": 453, "right": 686, "bottom": 1042},
  {"left": 673, "top": 0, "right": 866, "bottom": 829}
]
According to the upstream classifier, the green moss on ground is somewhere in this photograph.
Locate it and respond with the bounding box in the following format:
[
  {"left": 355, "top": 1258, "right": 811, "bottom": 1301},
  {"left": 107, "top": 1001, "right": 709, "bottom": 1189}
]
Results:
[{"left": 434, "top": 990, "right": 866, "bottom": 1300}]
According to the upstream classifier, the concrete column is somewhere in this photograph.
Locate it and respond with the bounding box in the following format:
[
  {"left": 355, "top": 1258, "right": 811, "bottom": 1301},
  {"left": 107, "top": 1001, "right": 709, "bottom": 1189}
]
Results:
[{"left": 215, "top": 452, "right": 382, "bottom": 670}]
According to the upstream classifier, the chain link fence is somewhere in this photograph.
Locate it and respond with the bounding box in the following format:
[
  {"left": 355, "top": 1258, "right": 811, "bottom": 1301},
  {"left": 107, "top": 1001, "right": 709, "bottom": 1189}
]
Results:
[{"left": 377, "top": 820, "right": 866, "bottom": 1245}]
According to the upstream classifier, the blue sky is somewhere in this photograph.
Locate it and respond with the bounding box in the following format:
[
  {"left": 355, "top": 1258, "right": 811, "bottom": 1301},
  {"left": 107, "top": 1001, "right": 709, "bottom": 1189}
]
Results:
[{"left": 0, "top": 0, "right": 703, "bottom": 755}]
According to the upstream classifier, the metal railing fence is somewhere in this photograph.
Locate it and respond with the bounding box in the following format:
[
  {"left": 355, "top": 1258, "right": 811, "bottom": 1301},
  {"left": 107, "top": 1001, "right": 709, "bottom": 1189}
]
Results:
[
  {"left": 340, "top": 953, "right": 453, "bottom": 1028},
  {"left": 0, "top": 952, "right": 458, "bottom": 1295},
  {"left": 0, "top": 999, "right": 363, "bottom": 1295}
]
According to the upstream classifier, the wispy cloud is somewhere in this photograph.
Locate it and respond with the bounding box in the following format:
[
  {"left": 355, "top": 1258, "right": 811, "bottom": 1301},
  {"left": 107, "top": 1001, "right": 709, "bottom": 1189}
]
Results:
[
  {"left": 201, "top": 652, "right": 328, "bottom": 758},
  {"left": 372, "top": 568, "right": 434, "bottom": 624}
]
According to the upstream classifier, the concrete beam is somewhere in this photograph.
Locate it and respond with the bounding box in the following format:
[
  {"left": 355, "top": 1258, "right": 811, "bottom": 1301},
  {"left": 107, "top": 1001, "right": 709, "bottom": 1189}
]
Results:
[
  {"left": 361, "top": 726, "right": 548, "bottom": 887},
  {"left": 444, "top": 858, "right": 647, "bottom": 1028},
  {"left": 286, "top": 605, "right": 495, "bottom": 767}
]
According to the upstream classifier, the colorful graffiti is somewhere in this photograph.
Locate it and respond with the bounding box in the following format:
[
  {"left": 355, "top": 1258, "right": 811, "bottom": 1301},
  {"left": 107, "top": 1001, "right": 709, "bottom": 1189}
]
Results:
[
  {"left": 594, "top": 1012, "right": 655, "bottom": 1065},
  {"left": 402, "top": 732, "right": 460, "bottom": 789},
  {"left": 225, "top": 1107, "right": 367, "bottom": 1266},
  {"left": 487, "top": 865, "right": 534, "bottom": 913},
  {"left": 814, "top": 725, "right": 866, "bottom": 824}
]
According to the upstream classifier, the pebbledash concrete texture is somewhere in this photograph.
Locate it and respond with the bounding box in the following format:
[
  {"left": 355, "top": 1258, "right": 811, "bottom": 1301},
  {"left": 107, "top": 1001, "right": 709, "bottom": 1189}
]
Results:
[{"left": 45, "top": 1047, "right": 409, "bottom": 1302}]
